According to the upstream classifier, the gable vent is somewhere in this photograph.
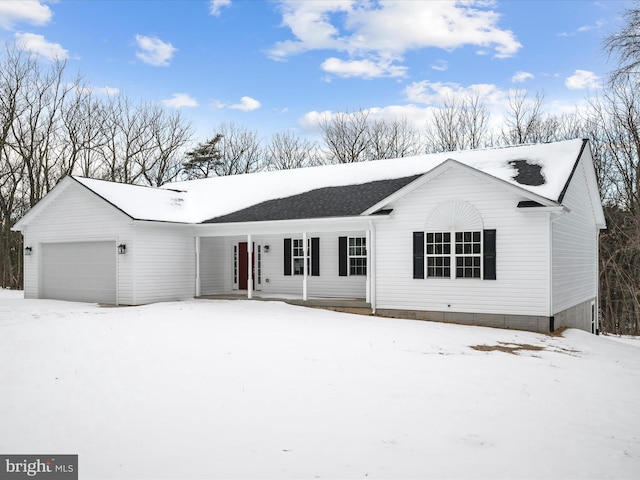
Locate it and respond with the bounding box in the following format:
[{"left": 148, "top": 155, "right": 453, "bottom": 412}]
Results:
[{"left": 426, "top": 200, "right": 483, "bottom": 231}]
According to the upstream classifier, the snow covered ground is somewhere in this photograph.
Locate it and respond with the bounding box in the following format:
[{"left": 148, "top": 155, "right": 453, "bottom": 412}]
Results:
[{"left": 1, "top": 290, "right": 639, "bottom": 479}]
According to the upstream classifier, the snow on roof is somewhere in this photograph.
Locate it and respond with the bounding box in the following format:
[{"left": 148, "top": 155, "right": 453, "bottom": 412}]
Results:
[
  {"left": 73, "top": 177, "right": 191, "bottom": 223},
  {"left": 73, "top": 139, "right": 585, "bottom": 224}
]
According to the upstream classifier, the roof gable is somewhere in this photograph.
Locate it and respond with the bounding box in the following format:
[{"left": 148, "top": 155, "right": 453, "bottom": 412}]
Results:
[{"left": 361, "top": 159, "right": 561, "bottom": 216}]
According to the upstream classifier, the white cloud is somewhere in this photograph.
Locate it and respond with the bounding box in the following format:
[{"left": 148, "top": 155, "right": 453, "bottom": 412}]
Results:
[
  {"left": 321, "top": 57, "right": 407, "bottom": 78},
  {"left": 134, "top": 35, "right": 176, "bottom": 66},
  {"left": 560, "top": 20, "right": 605, "bottom": 37},
  {"left": 565, "top": 70, "right": 601, "bottom": 90},
  {"left": 15, "top": 32, "right": 68, "bottom": 60},
  {"left": 300, "top": 104, "right": 435, "bottom": 133},
  {"left": 269, "top": 1, "right": 520, "bottom": 79},
  {"left": 162, "top": 93, "right": 199, "bottom": 109},
  {"left": 209, "top": 0, "right": 231, "bottom": 16},
  {"left": 299, "top": 79, "right": 593, "bottom": 140},
  {"left": 403, "top": 80, "right": 504, "bottom": 106},
  {"left": 578, "top": 20, "right": 605, "bottom": 32},
  {"left": 230, "top": 96, "right": 261, "bottom": 111},
  {"left": 99, "top": 86, "right": 120, "bottom": 96},
  {"left": 0, "top": 0, "right": 51, "bottom": 30},
  {"left": 431, "top": 60, "right": 448, "bottom": 72},
  {"left": 212, "top": 96, "right": 261, "bottom": 112},
  {"left": 511, "top": 71, "right": 534, "bottom": 83}
]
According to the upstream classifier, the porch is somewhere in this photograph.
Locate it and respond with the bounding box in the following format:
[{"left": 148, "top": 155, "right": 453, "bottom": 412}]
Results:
[{"left": 197, "top": 293, "right": 373, "bottom": 316}]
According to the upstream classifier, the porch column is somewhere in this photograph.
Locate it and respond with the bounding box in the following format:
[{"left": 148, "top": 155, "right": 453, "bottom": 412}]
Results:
[
  {"left": 303, "top": 231, "right": 308, "bottom": 301},
  {"left": 366, "top": 229, "right": 371, "bottom": 304},
  {"left": 195, "top": 235, "right": 201, "bottom": 297},
  {"left": 369, "top": 220, "right": 376, "bottom": 313},
  {"left": 247, "top": 234, "right": 253, "bottom": 299}
]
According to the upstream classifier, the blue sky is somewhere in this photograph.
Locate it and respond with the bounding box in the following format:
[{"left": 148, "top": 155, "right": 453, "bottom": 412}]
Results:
[{"left": 0, "top": 0, "right": 632, "bottom": 141}]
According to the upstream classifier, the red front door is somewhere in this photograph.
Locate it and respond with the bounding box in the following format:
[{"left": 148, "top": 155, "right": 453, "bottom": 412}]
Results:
[{"left": 238, "top": 242, "right": 255, "bottom": 290}]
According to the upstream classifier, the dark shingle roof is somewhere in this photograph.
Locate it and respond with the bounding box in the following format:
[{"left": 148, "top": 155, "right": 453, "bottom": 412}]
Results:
[
  {"left": 508, "top": 159, "right": 546, "bottom": 186},
  {"left": 203, "top": 175, "right": 421, "bottom": 224}
]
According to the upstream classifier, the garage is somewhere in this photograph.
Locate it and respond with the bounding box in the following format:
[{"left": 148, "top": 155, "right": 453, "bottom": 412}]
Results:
[{"left": 41, "top": 241, "right": 117, "bottom": 304}]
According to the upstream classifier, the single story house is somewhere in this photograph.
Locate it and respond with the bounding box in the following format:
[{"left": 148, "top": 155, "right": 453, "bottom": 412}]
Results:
[{"left": 13, "top": 139, "right": 606, "bottom": 333}]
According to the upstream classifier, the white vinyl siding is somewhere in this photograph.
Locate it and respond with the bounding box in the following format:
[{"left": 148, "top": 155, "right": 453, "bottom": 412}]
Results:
[
  {"left": 552, "top": 156, "right": 599, "bottom": 314},
  {"left": 375, "top": 166, "right": 550, "bottom": 316},
  {"left": 199, "top": 236, "right": 226, "bottom": 295},
  {"left": 132, "top": 223, "right": 195, "bottom": 304}
]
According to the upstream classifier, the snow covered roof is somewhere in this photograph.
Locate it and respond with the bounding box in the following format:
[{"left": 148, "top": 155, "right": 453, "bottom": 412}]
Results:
[{"left": 71, "top": 139, "right": 587, "bottom": 224}]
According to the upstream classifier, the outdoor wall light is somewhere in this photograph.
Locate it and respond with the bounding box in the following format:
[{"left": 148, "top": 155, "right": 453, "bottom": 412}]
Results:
[
  {"left": 118, "top": 244, "right": 127, "bottom": 255},
  {"left": 25, "top": 246, "right": 32, "bottom": 256},
  {"left": 264, "top": 245, "right": 270, "bottom": 253}
]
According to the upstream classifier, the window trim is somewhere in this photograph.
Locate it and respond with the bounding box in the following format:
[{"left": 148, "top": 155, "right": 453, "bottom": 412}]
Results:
[
  {"left": 454, "top": 231, "right": 482, "bottom": 279},
  {"left": 426, "top": 231, "right": 451, "bottom": 278},
  {"left": 292, "top": 238, "right": 306, "bottom": 276},
  {"left": 422, "top": 230, "right": 487, "bottom": 280},
  {"left": 285, "top": 237, "right": 320, "bottom": 276},
  {"left": 348, "top": 236, "right": 367, "bottom": 276}
]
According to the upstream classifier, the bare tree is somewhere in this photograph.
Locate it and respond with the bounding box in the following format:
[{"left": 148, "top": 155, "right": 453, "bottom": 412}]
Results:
[
  {"left": 319, "top": 109, "right": 371, "bottom": 164},
  {"left": 460, "top": 91, "right": 489, "bottom": 150},
  {"left": 425, "top": 95, "right": 462, "bottom": 153},
  {"left": 583, "top": 76, "right": 640, "bottom": 334},
  {"left": 424, "top": 91, "right": 490, "bottom": 153},
  {"left": 141, "top": 107, "right": 192, "bottom": 186},
  {"left": 605, "top": 4, "right": 640, "bottom": 85},
  {"left": 367, "top": 117, "right": 423, "bottom": 160},
  {"left": 265, "top": 131, "right": 321, "bottom": 170},
  {"left": 501, "top": 89, "right": 546, "bottom": 145},
  {"left": 214, "top": 122, "right": 264, "bottom": 175}
]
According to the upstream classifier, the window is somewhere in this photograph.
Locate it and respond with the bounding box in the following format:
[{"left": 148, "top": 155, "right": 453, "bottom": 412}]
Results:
[
  {"left": 233, "top": 245, "right": 238, "bottom": 284},
  {"left": 420, "top": 231, "right": 486, "bottom": 279},
  {"left": 257, "top": 245, "right": 262, "bottom": 285},
  {"left": 348, "top": 237, "right": 367, "bottom": 275},
  {"left": 284, "top": 237, "right": 320, "bottom": 276},
  {"left": 292, "top": 238, "right": 306, "bottom": 275},
  {"left": 455, "top": 231, "right": 481, "bottom": 278},
  {"left": 426, "top": 232, "right": 451, "bottom": 278}
]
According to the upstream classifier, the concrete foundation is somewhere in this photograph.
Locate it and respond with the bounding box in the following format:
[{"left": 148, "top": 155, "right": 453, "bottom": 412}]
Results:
[{"left": 375, "top": 308, "right": 552, "bottom": 333}]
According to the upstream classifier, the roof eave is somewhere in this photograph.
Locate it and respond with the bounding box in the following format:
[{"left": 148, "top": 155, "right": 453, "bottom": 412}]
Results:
[{"left": 195, "top": 214, "right": 389, "bottom": 236}]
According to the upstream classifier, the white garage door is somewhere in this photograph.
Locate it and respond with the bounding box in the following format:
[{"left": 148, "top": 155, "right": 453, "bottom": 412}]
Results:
[{"left": 42, "top": 241, "right": 116, "bottom": 304}]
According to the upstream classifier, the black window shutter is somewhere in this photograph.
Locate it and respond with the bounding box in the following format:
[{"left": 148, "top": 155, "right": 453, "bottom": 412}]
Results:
[
  {"left": 311, "top": 237, "right": 320, "bottom": 276},
  {"left": 284, "top": 238, "right": 292, "bottom": 276},
  {"left": 413, "top": 232, "right": 424, "bottom": 279},
  {"left": 483, "top": 229, "right": 496, "bottom": 280},
  {"left": 338, "top": 236, "right": 348, "bottom": 276}
]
